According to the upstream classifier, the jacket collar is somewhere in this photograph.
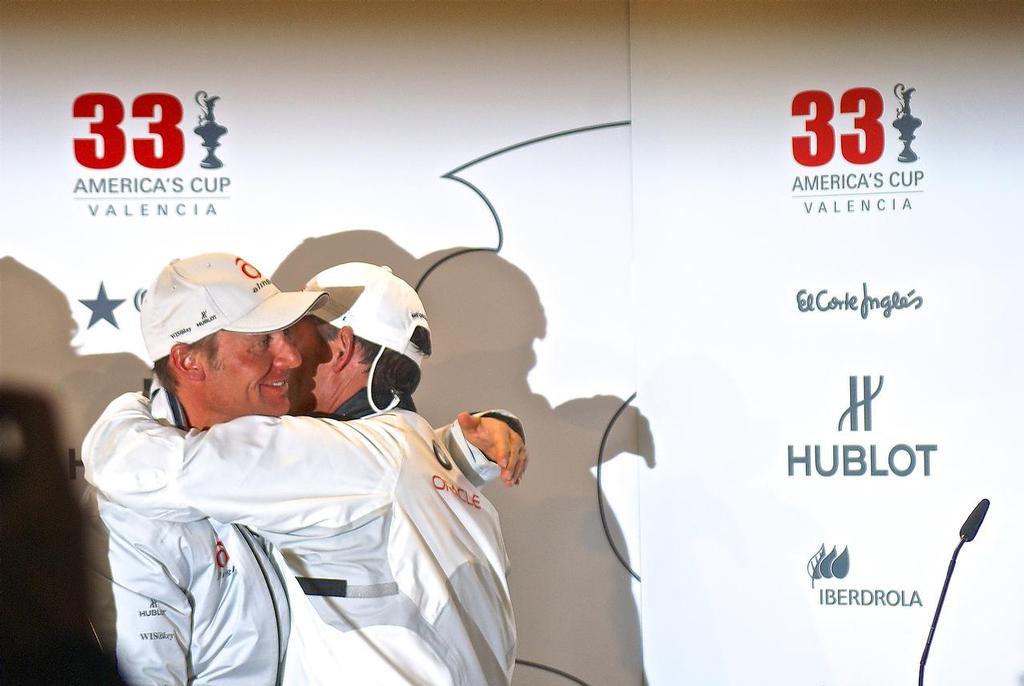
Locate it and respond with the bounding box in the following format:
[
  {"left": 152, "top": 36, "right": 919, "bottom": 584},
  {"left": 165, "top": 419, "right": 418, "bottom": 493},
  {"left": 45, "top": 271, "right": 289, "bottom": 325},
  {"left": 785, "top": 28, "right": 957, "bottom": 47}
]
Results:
[
  {"left": 328, "top": 389, "right": 416, "bottom": 421},
  {"left": 149, "top": 383, "right": 189, "bottom": 430}
]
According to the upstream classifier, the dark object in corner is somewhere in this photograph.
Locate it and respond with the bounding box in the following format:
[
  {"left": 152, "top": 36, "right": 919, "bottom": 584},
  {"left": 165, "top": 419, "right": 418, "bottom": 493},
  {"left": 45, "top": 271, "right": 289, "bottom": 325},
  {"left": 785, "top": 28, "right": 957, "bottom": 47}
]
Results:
[{"left": 0, "top": 386, "right": 123, "bottom": 685}]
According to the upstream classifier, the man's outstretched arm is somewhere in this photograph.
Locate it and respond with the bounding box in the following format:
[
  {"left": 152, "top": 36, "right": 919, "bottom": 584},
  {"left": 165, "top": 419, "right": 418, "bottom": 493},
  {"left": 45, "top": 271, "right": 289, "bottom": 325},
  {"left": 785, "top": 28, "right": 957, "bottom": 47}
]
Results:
[{"left": 85, "top": 393, "right": 525, "bottom": 527}]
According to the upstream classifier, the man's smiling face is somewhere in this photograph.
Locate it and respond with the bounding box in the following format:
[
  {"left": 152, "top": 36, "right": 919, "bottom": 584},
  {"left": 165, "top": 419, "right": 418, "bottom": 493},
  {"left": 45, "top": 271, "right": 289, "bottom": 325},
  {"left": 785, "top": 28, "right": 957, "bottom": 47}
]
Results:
[{"left": 200, "top": 329, "right": 301, "bottom": 422}]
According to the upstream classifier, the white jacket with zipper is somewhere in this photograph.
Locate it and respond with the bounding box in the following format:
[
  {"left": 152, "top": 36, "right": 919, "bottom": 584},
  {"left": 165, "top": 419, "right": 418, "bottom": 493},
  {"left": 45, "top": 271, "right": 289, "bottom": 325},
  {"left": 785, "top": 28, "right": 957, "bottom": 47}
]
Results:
[{"left": 84, "top": 390, "right": 516, "bottom": 686}]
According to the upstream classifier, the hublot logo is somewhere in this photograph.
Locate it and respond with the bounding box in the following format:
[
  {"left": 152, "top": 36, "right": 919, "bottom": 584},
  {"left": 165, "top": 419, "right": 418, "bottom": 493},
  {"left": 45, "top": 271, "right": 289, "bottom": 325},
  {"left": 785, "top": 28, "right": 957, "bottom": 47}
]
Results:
[
  {"left": 196, "top": 309, "right": 218, "bottom": 328},
  {"left": 787, "top": 375, "right": 938, "bottom": 478},
  {"left": 138, "top": 598, "right": 167, "bottom": 618}
]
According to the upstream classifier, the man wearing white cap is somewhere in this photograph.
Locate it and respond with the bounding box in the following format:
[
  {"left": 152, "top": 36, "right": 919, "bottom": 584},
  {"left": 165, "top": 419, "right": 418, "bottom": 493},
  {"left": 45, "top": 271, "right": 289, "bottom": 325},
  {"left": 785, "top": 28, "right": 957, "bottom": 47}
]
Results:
[{"left": 85, "top": 254, "right": 522, "bottom": 685}]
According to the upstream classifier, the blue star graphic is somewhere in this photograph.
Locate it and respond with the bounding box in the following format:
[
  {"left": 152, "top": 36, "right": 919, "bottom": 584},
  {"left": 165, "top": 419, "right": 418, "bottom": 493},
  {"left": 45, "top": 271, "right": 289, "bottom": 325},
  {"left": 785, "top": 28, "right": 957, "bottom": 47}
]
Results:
[{"left": 79, "top": 282, "right": 126, "bottom": 329}]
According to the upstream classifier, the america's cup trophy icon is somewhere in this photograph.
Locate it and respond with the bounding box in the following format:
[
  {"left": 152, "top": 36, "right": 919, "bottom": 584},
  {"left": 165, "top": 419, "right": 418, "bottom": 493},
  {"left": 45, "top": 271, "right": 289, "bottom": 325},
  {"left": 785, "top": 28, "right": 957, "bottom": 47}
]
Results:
[
  {"left": 892, "top": 83, "right": 921, "bottom": 163},
  {"left": 194, "top": 91, "right": 228, "bottom": 169}
]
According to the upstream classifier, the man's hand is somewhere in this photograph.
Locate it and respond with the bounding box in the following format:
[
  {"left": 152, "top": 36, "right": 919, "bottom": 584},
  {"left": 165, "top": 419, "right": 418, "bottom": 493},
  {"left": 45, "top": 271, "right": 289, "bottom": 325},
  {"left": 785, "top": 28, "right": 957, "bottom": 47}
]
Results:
[{"left": 457, "top": 412, "right": 527, "bottom": 486}]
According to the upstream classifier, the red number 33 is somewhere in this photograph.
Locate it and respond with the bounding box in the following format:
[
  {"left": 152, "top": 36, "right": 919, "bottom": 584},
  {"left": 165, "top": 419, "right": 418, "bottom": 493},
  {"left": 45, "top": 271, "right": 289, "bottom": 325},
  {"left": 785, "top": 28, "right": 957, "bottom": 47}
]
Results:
[
  {"left": 792, "top": 88, "right": 884, "bottom": 167},
  {"left": 73, "top": 93, "right": 184, "bottom": 169}
]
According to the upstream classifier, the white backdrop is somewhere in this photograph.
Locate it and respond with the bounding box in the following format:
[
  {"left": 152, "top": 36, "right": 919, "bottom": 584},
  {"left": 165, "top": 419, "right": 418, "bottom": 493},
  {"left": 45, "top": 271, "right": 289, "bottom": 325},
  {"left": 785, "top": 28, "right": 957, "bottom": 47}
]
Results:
[
  {"left": 631, "top": 2, "right": 1023, "bottom": 684},
  {"left": 1, "top": 3, "right": 641, "bottom": 685},
  {"left": 2, "top": 1, "right": 1022, "bottom": 684}
]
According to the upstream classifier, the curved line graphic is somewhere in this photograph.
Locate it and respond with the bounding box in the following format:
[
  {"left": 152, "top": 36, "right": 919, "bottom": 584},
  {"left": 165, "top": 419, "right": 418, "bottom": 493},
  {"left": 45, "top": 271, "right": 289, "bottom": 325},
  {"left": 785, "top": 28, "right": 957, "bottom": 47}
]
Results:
[
  {"left": 515, "top": 659, "right": 593, "bottom": 686},
  {"left": 415, "top": 120, "right": 631, "bottom": 292},
  {"left": 420, "top": 121, "right": 638, "bottom": 680},
  {"left": 443, "top": 120, "right": 631, "bottom": 177},
  {"left": 596, "top": 392, "right": 641, "bottom": 582},
  {"left": 415, "top": 176, "right": 503, "bottom": 290}
]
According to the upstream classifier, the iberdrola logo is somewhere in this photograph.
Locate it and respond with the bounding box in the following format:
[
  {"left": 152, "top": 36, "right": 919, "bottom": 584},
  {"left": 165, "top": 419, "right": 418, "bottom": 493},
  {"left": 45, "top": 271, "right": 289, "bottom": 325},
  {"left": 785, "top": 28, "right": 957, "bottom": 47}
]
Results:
[{"left": 807, "top": 544, "right": 850, "bottom": 588}]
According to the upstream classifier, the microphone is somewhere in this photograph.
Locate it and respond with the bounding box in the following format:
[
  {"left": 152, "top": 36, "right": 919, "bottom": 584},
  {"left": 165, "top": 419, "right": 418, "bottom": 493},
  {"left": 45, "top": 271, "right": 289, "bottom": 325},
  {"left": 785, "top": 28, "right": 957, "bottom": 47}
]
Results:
[
  {"left": 918, "top": 498, "right": 990, "bottom": 686},
  {"left": 959, "top": 499, "right": 989, "bottom": 542}
]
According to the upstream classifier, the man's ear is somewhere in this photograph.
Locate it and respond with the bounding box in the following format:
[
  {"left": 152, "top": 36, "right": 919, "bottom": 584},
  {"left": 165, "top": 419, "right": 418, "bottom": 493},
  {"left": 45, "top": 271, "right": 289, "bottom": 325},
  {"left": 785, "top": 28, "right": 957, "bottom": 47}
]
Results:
[
  {"left": 169, "top": 342, "right": 207, "bottom": 383},
  {"left": 333, "top": 326, "right": 358, "bottom": 371}
]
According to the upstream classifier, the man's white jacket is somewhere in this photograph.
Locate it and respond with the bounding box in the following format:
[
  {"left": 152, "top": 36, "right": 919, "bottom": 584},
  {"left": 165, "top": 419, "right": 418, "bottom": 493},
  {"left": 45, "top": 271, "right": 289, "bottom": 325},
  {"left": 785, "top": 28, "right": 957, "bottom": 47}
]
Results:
[
  {"left": 85, "top": 390, "right": 292, "bottom": 686},
  {"left": 85, "top": 391, "right": 516, "bottom": 686}
]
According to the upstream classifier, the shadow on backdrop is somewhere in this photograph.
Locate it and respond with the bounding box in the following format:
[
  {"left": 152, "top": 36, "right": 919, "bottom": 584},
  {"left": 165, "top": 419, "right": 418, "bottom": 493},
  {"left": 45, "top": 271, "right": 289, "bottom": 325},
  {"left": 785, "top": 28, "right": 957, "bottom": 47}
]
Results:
[
  {"left": 0, "top": 257, "right": 150, "bottom": 676},
  {"left": 275, "top": 232, "right": 654, "bottom": 686},
  {"left": 0, "top": 257, "right": 150, "bottom": 478}
]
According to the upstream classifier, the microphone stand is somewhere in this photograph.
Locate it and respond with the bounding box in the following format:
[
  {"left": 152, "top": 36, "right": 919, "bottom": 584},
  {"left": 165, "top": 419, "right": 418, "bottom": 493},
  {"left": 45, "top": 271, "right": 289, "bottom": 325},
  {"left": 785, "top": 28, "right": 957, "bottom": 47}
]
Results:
[{"left": 918, "top": 535, "right": 967, "bottom": 686}]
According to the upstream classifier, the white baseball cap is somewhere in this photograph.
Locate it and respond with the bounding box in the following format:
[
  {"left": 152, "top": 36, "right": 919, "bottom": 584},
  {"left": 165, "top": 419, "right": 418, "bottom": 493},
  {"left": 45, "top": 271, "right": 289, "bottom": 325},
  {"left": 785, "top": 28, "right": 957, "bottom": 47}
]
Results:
[
  {"left": 305, "top": 262, "right": 430, "bottom": 367},
  {"left": 141, "top": 252, "right": 327, "bottom": 361}
]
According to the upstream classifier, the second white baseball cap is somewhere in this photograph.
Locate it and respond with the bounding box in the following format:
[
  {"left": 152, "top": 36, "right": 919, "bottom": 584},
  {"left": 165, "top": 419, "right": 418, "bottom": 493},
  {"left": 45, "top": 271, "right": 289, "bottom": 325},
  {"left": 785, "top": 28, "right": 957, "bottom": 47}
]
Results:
[
  {"left": 305, "top": 262, "right": 430, "bottom": 367},
  {"left": 141, "top": 252, "right": 327, "bottom": 361}
]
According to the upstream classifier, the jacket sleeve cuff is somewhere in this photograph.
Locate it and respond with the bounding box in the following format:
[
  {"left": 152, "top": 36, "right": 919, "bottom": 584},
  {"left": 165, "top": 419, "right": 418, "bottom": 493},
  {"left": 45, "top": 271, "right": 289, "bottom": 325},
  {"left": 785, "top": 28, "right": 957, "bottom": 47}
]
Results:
[
  {"left": 436, "top": 415, "right": 502, "bottom": 487},
  {"left": 474, "top": 409, "right": 525, "bottom": 442}
]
